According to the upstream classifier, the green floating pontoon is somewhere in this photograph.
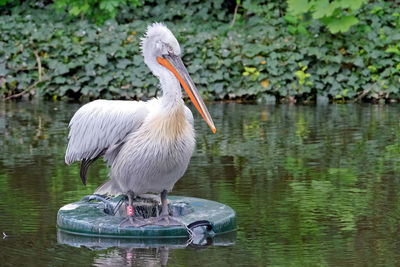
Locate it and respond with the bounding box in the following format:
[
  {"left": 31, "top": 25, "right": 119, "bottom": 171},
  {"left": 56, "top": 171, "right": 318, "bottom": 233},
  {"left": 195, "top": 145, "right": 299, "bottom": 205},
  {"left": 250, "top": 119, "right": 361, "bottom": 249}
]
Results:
[{"left": 57, "top": 195, "right": 236, "bottom": 239}]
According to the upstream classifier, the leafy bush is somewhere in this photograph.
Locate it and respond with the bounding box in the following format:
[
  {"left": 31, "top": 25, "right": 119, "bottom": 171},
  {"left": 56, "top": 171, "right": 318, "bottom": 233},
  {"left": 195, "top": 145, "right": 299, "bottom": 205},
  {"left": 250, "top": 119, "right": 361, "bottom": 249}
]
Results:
[
  {"left": 1, "top": 0, "right": 400, "bottom": 103},
  {"left": 286, "top": 0, "right": 368, "bottom": 34},
  {"left": 53, "top": 0, "right": 141, "bottom": 25},
  {"left": 0, "top": 0, "right": 13, "bottom": 6}
]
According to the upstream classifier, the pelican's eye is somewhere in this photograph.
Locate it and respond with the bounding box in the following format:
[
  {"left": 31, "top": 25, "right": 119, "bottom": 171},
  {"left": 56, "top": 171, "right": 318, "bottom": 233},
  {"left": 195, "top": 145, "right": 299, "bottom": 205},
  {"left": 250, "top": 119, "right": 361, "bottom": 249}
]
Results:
[{"left": 166, "top": 45, "right": 174, "bottom": 55}]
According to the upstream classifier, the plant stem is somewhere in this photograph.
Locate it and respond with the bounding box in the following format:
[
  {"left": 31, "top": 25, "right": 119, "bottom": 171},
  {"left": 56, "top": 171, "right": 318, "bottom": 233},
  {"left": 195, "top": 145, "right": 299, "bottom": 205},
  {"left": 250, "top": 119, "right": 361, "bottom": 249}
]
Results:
[
  {"left": 230, "top": 3, "right": 239, "bottom": 27},
  {"left": 5, "top": 49, "right": 44, "bottom": 100},
  {"left": 353, "top": 83, "right": 376, "bottom": 103}
]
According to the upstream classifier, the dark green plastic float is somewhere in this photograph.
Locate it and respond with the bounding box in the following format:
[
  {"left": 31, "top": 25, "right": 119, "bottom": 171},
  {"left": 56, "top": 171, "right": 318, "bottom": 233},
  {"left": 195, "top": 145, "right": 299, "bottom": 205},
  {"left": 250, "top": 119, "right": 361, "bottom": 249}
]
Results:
[{"left": 57, "top": 195, "right": 236, "bottom": 239}]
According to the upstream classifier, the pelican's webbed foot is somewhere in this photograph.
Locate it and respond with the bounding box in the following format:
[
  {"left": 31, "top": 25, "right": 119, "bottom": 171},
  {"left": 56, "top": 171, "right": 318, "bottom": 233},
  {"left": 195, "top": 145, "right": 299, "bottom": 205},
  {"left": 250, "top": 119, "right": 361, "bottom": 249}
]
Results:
[
  {"left": 148, "top": 190, "right": 185, "bottom": 227},
  {"left": 150, "top": 215, "right": 183, "bottom": 227}
]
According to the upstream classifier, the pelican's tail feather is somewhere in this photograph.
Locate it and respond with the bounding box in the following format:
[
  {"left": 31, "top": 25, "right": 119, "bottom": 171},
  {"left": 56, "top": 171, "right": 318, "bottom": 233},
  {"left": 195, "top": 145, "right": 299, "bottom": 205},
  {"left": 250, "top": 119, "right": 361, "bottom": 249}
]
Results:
[{"left": 95, "top": 180, "right": 122, "bottom": 196}]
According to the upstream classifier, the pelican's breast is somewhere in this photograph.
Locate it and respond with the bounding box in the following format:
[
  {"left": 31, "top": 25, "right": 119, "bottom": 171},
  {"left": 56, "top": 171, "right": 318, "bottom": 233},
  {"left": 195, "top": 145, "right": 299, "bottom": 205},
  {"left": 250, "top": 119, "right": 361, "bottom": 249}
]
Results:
[
  {"left": 146, "top": 105, "right": 192, "bottom": 141},
  {"left": 132, "top": 103, "right": 195, "bottom": 169}
]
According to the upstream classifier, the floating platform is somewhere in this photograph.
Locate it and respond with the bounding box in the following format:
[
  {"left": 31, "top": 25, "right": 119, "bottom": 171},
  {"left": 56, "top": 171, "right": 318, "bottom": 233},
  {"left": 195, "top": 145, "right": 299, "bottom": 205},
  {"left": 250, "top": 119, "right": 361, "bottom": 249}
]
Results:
[{"left": 57, "top": 195, "right": 236, "bottom": 239}]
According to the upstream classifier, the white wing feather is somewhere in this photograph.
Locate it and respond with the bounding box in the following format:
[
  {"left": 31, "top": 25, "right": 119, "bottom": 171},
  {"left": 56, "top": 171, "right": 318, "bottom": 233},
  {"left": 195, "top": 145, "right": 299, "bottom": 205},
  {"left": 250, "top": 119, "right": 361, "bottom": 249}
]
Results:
[{"left": 65, "top": 99, "right": 149, "bottom": 165}]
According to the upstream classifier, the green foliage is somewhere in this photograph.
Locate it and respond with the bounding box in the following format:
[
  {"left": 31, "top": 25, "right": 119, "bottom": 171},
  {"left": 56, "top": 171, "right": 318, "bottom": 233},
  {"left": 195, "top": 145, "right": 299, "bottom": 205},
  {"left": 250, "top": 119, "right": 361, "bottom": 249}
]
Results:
[
  {"left": 0, "top": 0, "right": 400, "bottom": 103},
  {"left": 287, "top": 0, "right": 368, "bottom": 33},
  {"left": 295, "top": 63, "right": 311, "bottom": 85},
  {"left": 0, "top": 0, "right": 13, "bottom": 6},
  {"left": 53, "top": 0, "right": 141, "bottom": 24}
]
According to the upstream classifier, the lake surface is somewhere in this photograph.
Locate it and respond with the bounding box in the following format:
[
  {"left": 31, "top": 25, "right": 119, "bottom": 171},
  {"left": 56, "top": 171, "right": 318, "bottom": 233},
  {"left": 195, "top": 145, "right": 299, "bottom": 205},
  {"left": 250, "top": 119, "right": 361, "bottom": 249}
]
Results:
[{"left": 1, "top": 100, "right": 400, "bottom": 266}]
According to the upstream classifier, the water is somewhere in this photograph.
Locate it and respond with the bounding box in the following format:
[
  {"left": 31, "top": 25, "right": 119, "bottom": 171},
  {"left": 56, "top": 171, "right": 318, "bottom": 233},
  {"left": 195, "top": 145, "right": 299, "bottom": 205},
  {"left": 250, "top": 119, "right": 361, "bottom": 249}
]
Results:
[{"left": 1, "top": 100, "right": 400, "bottom": 266}]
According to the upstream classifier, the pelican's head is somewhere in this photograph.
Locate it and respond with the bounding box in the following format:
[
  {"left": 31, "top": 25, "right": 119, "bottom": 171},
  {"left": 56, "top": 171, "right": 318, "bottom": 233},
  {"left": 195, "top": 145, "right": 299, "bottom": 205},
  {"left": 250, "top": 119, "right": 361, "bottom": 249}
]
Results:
[
  {"left": 141, "top": 22, "right": 181, "bottom": 63},
  {"left": 141, "top": 22, "right": 216, "bottom": 133}
]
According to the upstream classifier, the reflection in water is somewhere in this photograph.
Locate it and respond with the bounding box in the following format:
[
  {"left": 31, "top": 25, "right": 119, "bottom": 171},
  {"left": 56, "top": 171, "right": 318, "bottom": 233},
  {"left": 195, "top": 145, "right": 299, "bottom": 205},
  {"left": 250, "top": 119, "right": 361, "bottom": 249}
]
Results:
[
  {"left": 57, "top": 230, "right": 236, "bottom": 266},
  {"left": 94, "top": 248, "right": 169, "bottom": 267},
  {"left": 1, "top": 100, "right": 400, "bottom": 265}
]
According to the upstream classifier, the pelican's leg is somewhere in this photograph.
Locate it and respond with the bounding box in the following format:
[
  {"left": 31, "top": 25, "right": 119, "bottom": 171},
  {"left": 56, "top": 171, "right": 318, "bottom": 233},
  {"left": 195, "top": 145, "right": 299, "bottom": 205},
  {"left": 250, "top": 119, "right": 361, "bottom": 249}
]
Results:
[
  {"left": 151, "top": 190, "right": 183, "bottom": 226},
  {"left": 119, "top": 190, "right": 146, "bottom": 227}
]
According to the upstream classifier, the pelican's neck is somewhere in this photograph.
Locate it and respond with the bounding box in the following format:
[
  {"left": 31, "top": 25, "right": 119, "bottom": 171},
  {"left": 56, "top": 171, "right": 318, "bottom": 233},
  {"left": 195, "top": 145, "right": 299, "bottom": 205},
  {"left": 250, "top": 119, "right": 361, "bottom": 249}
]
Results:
[
  {"left": 158, "top": 67, "right": 183, "bottom": 110},
  {"left": 142, "top": 47, "right": 183, "bottom": 110}
]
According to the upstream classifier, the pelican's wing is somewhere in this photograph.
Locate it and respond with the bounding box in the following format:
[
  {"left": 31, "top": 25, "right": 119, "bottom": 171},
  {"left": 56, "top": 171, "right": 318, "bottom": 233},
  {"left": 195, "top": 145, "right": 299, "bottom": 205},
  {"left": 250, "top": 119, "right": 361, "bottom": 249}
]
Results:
[{"left": 65, "top": 100, "right": 149, "bottom": 166}]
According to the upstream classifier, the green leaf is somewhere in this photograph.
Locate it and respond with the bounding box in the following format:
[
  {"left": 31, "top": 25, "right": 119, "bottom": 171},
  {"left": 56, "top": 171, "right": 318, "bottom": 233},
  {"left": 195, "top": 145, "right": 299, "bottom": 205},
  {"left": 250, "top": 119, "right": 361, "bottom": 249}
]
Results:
[
  {"left": 312, "top": 0, "right": 338, "bottom": 19},
  {"left": 48, "top": 60, "right": 69, "bottom": 75},
  {"left": 244, "top": 67, "right": 257, "bottom": 73},
  {"left": 323, "top": 15, "right": 359, "bottom": 34},
  {"left": 345, "top": 0, "right": 367, "bottom": 10},
  {"left": 95, "top": 54, "right": 108, "bottom": 66},
  {"left": 284, "top": 14, "right": 299, "bottom": 24},
  {"left": 370, "top": 5, "right": 383, "bottom": 14},
  {"left": 99, "top": 0, "right": 121, "bottom": 12},
  {"left": 0, "top": 63, "right": 8, "bottom": 76},
  {"left": 116, "top": 59, "right": 131, "bottom": 69},
  {"left": 53, "top": 77, "right": 66, "bottom": 84},
  {"left": 385, "top": 45, "right": 400, "bottom": 55},
  {"left": 288, "top": 25, "right": 297, "bottom": 35},
  {"left": 297, "top": 25, "right": 308, "bottom": 35},
  {"left": 353, "top": 57, "right": 364, "bottom": 67},
  {"left": 287, "top": 0, "right": 311, "bottom": 16}
]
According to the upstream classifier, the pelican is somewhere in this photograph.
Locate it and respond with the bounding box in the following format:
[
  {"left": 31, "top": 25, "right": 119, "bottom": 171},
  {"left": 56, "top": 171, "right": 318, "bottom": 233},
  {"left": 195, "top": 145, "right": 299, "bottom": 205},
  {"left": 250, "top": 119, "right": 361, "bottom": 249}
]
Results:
[{"left": 65, "top": 23, "right": 215, "bottom": 227}]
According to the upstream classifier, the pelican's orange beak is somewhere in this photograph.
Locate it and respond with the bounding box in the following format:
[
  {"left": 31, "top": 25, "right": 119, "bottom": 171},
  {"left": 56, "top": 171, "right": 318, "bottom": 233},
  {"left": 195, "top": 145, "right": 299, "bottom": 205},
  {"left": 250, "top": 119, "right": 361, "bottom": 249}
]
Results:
[{"left": 157, "top": 55, "right": 216, "bottom": 133}]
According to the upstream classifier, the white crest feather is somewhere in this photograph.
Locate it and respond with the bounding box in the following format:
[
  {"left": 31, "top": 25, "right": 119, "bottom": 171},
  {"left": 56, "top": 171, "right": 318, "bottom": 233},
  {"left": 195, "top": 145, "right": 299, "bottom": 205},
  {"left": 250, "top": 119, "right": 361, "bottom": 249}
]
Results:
[{"left": 140, "top": 22, "right": 169, "bottom": 55}]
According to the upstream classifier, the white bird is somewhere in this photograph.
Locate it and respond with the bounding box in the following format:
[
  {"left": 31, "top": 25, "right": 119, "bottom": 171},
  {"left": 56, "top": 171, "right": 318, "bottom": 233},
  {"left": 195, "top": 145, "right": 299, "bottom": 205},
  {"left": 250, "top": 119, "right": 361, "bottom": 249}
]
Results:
[{"left": 65, "top": 23, "right": 215, "bottom": 227}]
